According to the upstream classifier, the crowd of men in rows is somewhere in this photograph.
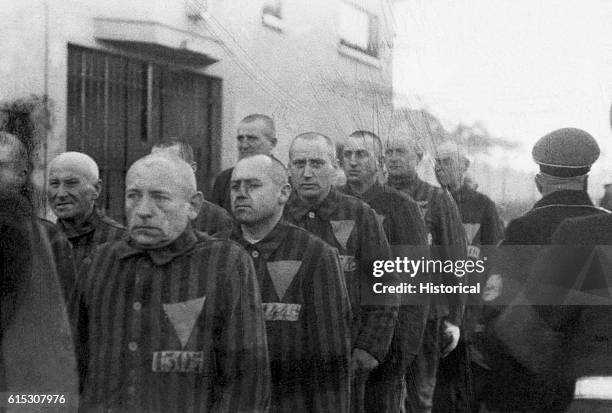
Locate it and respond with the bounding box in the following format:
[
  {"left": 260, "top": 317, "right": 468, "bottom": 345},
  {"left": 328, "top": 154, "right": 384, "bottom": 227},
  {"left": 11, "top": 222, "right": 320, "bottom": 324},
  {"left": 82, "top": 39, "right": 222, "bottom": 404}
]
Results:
[{"left": 1, "top": 112, "right": 611, "bottom": 413}]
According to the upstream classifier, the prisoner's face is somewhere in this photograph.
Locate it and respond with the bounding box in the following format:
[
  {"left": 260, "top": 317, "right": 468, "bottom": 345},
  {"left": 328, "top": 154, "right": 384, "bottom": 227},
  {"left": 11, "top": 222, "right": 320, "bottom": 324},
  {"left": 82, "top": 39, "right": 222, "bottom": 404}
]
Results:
[
  {"left": 384, "top": 139, "right": 419, "bottom": 178},
  {"left": 125, "top": 161, "right": 195, "bottom": 248},
  {"left": 48, "top": 164, "right": 99, "bottom": 222},
  {"left": 342, "top": 136, "right": 379, "bottom": 185},
  {"left": 289, "top": 137, "right": 336, "bottom": 203},
  {"left": 434, "top": 155, "right": 466, "bottom": 191},
  {"left": 231, "top": 157, "right": 286, "bottom": 225},
  {"left": 236, "top": 119, "right": 275, "bottom": 160}
]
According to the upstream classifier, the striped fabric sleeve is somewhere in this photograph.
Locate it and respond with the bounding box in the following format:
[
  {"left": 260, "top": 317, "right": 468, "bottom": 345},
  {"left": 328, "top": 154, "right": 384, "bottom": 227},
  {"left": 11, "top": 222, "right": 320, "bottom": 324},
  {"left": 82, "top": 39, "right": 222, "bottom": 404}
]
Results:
[
  {"left": 44, "top": 223, "right": 79, "bottom": 300},
  {"left": 432, "top": 189, "right": 468, "bottom": 326},
  {"left": 306, "top": 244, "right": 352, "bottom": 411},
  {"left": 69, "top": 247, "right": 96, "bottom": 393},
  {"left": 353, "top": 207, "right": 399, "bottom": 362},
  {"left": 213, "top": 245, "right": 271, "bottom": 413}
]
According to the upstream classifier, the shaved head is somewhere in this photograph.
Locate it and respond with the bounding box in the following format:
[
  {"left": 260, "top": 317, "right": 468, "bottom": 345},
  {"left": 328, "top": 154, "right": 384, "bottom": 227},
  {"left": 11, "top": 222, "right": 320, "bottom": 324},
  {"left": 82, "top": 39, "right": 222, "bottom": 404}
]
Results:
[
  {"left": 239, "top": 114, "right": 276, "bottom": 143},
  {"left": 49, "top": 152, "right": 99, "bottom": 184},
  {"left": 231, "top": 154, "right": 291, "bottom": 229},
  {"left": 235, "top": 154, "right": 288, "bottom": 186},
  {"left": 125, "top": 154, "right": 203, "bottom": 248},
  {"left": 290, "top": 132, "right": 336, "bottom": 163},
  {"left": 47, "top": 152, "right": 101, "bottom": 222},
  {"left": 127, "top": 154, "right": 196, "bottom": 197}
]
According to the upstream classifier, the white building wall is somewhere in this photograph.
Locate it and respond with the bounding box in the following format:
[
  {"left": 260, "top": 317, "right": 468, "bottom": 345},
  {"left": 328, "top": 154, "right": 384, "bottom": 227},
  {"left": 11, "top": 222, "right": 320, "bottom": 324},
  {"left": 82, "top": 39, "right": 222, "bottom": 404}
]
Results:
[{"left": 1, "top": 0, "right": 395, "bottom": 169}]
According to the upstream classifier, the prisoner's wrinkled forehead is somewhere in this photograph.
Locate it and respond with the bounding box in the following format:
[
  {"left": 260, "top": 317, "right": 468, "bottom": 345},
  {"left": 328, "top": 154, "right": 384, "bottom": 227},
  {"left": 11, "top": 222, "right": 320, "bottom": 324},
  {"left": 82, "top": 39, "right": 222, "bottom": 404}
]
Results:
[
  {"left": 49, "top": 152, "right": 100, "bottom": 183},
  {"left": 127, "top": 154, "right": 197, "bottom": 195}
]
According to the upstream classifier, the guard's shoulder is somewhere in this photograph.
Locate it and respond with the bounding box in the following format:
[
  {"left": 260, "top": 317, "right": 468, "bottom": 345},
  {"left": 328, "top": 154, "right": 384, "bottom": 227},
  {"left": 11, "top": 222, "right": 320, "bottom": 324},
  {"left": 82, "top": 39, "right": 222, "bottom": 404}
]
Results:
[{"left": 553, "top": 213, "right": 612, "bottom": 245}]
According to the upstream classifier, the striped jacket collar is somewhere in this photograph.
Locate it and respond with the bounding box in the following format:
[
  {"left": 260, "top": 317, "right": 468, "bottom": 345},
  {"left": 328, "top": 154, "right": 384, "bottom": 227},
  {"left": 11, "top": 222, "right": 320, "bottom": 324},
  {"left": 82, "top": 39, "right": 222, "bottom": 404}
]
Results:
[
  {"left": 340, "top": 182, "right": 384, "bottom": 203},
  {"left": 285, "top": 187, "right": 341, "bottom": 221},
  {"left": 116, "top": 224, "right": 199, "bottom": 266},
  {"left": 57, "top": 207, "right": 100, "bottom": 240},
  {"left": 231, "top": 219, "right": 292, "bottom": 260}
]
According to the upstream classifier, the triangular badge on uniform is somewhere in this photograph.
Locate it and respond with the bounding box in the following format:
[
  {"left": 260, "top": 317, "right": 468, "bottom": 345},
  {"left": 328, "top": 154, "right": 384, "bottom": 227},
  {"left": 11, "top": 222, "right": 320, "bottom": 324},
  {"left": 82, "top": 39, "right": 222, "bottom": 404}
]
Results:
[
  {"left": 374, "top": 211, "right": 386, "bottom": 227},
  {"left": 330, "top": 220, "right": 355, "bottom": 250},
  {"left": 463, "top": 223, "right": 481, "bottom": 244},
  {"left": 266, "top": 260, "right": 301, "bottom": 301},
  {"left": 163, "top": 296, "right": 206, "bottom": 349}
]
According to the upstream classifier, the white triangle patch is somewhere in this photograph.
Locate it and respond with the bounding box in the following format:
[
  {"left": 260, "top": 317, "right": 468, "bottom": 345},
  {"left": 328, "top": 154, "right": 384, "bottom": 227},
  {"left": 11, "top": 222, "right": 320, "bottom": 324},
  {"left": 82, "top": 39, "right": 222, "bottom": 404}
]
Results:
[
  {"left": 267, "top": 260, "right": 301, "bottom": 300},
  {"left": 374, "top": 211, "right": 386, "bottom": 227},
  {"left": 463, "top": 223, "right": 481, "bottom": 244},
  {"left": 163, "top": 296, "right": 206, "bottom": 349},
  {"left": 330, "top": 220, "right": 355, "bottom": 249}
]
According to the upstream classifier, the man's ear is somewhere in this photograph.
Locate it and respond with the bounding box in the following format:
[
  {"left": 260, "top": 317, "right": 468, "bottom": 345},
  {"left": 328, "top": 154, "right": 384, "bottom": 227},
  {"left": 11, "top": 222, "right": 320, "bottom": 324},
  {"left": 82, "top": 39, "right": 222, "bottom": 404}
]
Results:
[
  {"left": 278, "top": 183, "right": 292, "bottom": 204},
  {"left": 188, "top": 191, "right": 204, "bottom": 220},
  {"left": 534, "top": 174, "right": 543, "bottom": 194},
  {"left": 92, "top": 179, "right": 102, "bottom": 200}
]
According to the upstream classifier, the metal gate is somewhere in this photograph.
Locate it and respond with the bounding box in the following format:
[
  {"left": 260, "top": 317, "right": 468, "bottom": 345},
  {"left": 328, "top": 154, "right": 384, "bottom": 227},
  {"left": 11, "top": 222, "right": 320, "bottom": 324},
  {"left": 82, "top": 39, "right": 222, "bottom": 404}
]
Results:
[{"left": 67, "top": 45, "right": 222, "bottom": 222}]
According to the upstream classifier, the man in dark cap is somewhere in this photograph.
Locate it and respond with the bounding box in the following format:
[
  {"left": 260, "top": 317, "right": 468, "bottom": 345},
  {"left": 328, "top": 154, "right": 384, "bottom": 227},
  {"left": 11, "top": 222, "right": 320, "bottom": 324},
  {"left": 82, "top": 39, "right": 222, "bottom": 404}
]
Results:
[
  {"left": 210, "top": 114, "right": 277, "bottom": 213},
  {"left": 432, "top": 141, "right": 504, "bottom": 413},
  {"left": 487, "top": 127, "right": 606, "bottom": 412}
]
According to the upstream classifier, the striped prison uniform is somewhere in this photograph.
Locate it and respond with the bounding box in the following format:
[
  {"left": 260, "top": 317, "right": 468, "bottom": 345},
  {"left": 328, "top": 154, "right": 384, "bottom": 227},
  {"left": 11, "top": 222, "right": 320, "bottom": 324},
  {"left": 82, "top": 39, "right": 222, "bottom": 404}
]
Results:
[
  {"left": 71, "top": 226, "right": 271, "bottom": 413},
  {"left": 387, "top": 174, "right": 467, "bottom": 413},
  {"left": 432, "top": 183, "right": 504, "bottom": 413},
  {"left": 195, "top": 199, "right": 235, "bottom": 236},
  {"left": 341, "top": 183, "right": 430, "bottom": 413},
  {"left": 285, "top": 187, "right": 399, "bottom": 413},
  {"left": 57, "top": 208, "right": 126, "bottom": 269},
  {"left": 38, "top": 218, "right": 79, "bottom": 300},
  {"left": 230, "top": 220, "right": 352, "bottom": 412}
]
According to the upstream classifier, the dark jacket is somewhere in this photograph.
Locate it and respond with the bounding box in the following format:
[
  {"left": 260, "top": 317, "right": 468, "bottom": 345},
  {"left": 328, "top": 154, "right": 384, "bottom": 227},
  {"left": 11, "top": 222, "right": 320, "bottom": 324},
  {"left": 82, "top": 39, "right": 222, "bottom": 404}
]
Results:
[
  {"left": 210, "top": 167, "right": 233, "bottom": 213},
  {"left": 1, "top": 202, "right": 78, "bottom": 412},
  {"left": 57, "top": 208, "right": 125, "bottom": 270},
  {"left": 487, "top": 190, "right": 607, "bottom": 412}
]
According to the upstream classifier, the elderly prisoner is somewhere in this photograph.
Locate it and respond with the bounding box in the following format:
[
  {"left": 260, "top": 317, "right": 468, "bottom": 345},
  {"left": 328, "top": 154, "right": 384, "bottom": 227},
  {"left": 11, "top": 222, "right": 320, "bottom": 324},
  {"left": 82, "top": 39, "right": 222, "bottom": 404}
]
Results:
[
  {"left": 48, "top": 152, "right": 125, "bottom": 268},
  {"left": 72, "top": 154, "right": 270, "bottom": 412}
]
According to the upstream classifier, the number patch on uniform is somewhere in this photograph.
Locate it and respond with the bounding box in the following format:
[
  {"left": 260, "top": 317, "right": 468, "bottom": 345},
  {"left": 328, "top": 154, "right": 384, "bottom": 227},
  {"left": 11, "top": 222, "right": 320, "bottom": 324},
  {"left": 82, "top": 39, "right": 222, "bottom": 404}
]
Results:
[
  {"left": 339, "top": 255, "right": 357, "bottom": 272},
  {"left": 262, "top": 303, "right": 301, "bottom": 321},
  {"left": 467, "top": 245, "right": 481, "bottom": 259},
  {"left": 152, "top": 351, "right": 204, "bottom": 373}
]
